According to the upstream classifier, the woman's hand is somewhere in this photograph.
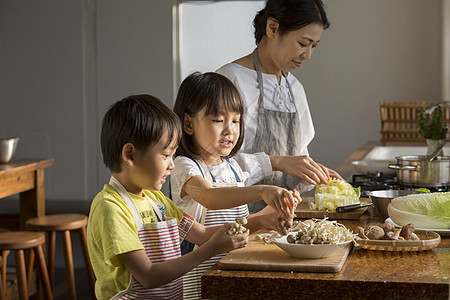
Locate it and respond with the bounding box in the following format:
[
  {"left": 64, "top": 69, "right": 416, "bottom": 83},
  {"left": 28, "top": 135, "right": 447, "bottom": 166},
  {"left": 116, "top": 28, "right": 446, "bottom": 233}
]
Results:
[
  {"left": 203, "top": 223, "right": 249, "bottom": 255},
  {"left": 317, "top": 163, "right": 343, "bottom": 181},
  {"left": 270, "top": 155, "right": 343, "bottom": 185}
]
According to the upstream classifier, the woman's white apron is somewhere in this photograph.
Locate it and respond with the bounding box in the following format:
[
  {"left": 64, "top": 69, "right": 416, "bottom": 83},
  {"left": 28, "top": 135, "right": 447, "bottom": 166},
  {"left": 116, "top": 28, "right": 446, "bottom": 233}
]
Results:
[{"left": 248, "top": 48, "right": 305, "bottom": 213}]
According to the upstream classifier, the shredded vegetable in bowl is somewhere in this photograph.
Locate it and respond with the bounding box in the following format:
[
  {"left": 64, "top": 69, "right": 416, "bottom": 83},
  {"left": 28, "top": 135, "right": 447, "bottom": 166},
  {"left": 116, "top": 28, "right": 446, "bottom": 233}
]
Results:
[{"left": 287, "top": 218, "right": 359, "bottom": 245}]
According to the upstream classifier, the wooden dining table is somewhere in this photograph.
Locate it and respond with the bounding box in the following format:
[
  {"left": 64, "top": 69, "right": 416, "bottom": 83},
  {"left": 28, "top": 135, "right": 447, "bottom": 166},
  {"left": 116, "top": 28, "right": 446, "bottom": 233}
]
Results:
[
  {"left": 201, "top": 142, "right": 449, "bottom": 299},
  {"left": 0, "top": 158, "right": 54, "bottom": 229}
]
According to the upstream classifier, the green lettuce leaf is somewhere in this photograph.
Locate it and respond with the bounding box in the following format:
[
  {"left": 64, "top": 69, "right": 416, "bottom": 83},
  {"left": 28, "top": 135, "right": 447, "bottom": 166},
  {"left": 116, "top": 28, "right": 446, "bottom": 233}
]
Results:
[{"left": 388, "top": 192, "right": 450, "bottom": 229}]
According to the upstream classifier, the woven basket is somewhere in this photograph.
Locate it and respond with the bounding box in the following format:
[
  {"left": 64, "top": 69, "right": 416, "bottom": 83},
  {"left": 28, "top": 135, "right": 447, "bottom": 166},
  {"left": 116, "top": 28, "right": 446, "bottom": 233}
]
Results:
[{"left": 356, "top": 230, "right": 441, "bottom": 251}]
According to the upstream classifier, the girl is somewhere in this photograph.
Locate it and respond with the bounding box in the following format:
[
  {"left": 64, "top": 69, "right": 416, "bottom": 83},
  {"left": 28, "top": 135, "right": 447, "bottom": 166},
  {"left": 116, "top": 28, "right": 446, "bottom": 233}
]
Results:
[{"left": 170, "top": 72, "right": 300, "bottom": 299}]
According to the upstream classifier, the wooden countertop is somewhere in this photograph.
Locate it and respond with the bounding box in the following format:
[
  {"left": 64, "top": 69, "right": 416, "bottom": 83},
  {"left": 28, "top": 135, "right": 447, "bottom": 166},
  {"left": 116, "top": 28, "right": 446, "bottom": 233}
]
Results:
[
  {"left": 0, "top": 158, "right": 55, "bottom": 229},
  {"left": 201, "top": 142, "right": 449, "bottom": 300}
]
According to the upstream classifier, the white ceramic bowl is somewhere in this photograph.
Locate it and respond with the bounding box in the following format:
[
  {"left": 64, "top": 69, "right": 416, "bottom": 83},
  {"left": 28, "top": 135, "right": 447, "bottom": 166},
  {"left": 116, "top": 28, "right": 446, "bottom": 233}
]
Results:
[{"left": 272, "top": 235, "right": 352, "bottom": 259}]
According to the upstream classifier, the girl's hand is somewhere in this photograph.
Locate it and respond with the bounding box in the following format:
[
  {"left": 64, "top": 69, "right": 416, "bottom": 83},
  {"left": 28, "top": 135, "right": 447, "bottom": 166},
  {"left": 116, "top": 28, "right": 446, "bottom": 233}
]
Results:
[
  {"left": 292, "top": 189, "right": 302, "bottom": 210},
  {"left": 261, "top": 186, "right": 297, "bottom": 220},
  {"left": 204, "top": 223, "right": 249, "bottom": 255}
]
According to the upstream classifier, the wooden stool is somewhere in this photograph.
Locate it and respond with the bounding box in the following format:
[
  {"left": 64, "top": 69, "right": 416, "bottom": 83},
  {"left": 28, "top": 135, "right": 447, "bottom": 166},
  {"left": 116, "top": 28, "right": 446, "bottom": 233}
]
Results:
[
  {"left": 0, "top": 231, "right": 53, "bottom": 300},
  {"left": 26, "top": 214, "right": 95, "bottom": 300},
  {"left": 0, "top": 256, "right": 4, "bottom": 300},
  {"left": 0, "top": 228, "right": 9, "bottom": 294}
]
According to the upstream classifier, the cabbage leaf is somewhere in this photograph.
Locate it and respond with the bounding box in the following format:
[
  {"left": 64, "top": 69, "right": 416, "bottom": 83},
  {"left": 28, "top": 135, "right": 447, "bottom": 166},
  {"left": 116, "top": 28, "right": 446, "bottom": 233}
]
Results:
[{"left": 388, "top": 192, "right": 450, "bottom": 229}]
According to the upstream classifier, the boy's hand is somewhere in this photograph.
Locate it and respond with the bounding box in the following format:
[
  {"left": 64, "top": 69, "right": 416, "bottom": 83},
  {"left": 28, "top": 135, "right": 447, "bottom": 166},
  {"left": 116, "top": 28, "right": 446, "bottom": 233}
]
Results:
[
  {"left": 261, "top": 187, "right": 300, "bottom": 220},
  {"left": 255, "top": 205, "right": 280, "bottom": 232},
  {"left": 205, "top": 223, "right": 249, "bottom": 255}
]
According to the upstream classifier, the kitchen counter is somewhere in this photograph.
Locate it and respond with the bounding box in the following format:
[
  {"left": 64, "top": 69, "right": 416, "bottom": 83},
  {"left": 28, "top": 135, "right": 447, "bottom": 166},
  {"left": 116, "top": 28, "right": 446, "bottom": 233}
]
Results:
[{"left": 201, "top": 142, "right": 449, "bottom": 300}]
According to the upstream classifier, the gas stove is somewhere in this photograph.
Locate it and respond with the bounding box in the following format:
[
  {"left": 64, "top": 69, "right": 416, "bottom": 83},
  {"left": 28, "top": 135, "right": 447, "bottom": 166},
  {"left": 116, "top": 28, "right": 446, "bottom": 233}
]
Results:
[{"left": 349, "top": 172, "right": 449, "bottom": 197}]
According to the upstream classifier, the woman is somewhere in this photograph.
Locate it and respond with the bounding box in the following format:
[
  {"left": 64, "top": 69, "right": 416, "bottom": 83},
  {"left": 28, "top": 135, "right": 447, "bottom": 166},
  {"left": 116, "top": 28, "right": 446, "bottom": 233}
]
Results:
[{"left": 216, "top": 0, "right": 342, "bottom": 212}]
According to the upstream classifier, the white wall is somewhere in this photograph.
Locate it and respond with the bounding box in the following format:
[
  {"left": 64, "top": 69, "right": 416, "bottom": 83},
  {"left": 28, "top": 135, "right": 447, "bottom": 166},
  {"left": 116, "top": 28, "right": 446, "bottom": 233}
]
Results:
[
  {"left": 297, "top": 0, "right": 442, "bottom": 170},
  {"left": 0, "top": 0, "right": 443, "bottom": 204},
  {"left": 443, "top": 0, "right": 450, "bottom": 100}
]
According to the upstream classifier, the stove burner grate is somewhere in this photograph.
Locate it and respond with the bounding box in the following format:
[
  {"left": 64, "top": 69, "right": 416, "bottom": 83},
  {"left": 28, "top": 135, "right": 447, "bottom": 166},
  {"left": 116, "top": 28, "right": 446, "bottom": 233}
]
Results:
[{"left": 349, "top": 173, "right": 449, "bottom": 197}]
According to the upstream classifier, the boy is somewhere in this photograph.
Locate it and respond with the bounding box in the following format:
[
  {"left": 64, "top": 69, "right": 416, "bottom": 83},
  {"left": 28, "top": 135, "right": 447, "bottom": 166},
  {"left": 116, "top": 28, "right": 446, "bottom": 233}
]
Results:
[{"left": 87, "top": 94, "right": 249, "bottom": 300}]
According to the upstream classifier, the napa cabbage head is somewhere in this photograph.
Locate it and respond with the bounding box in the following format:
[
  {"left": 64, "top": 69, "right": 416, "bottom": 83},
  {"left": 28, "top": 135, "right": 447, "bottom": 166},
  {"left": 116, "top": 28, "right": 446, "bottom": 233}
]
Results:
[
  {"left": 388, "top": 192, "right": 450, "bottom": 229},
  {"left": 311, "top": 179, "right": 360, "bottom": 211}
]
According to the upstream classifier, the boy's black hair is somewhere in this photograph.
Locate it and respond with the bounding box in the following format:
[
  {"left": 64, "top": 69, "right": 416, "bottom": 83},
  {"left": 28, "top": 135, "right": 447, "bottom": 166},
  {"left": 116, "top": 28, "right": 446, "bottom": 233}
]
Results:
[
  {"left": 254, "top": 0, "right": 330, "bottom": 45},
  {"left": 101, "top": 94, "right": 182, "bottom": 173},
  {"left": 173, "top": 72, "right": 245, "bottom": 160}
]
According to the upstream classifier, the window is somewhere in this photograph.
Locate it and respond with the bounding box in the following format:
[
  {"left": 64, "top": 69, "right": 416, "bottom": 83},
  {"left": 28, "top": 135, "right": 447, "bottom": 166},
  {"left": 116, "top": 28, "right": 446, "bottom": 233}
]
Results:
[{"left": 174, "top": 1, "right": 264, "bottom": 88}]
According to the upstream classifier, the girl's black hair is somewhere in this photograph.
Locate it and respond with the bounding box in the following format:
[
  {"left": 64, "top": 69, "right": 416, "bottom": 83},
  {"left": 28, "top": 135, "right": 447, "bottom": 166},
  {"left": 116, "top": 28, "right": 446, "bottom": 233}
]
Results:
[
  {"left": 173, "top": 72, "right": 245, "bottom": 160},
  {"left": 101, "top": 94, "right": 182, "bottom": 173},
  {"left": 254, "top": 0, "right": 330, "bottom": 45}
]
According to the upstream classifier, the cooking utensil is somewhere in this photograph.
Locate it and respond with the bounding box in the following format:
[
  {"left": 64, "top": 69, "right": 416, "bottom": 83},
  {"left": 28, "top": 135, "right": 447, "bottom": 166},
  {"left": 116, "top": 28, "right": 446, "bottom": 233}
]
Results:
[
  {"left": 295, "top": 200, "right": 367, "bottom": 220},
  {"left": 0, "top": 137, "right": 19, "bottom": 163},
  {"left": 426, "top": 142, "right": 446, "bottom": 161},
  {"left": 388, "top": 155, "right": 450, "bottom": 187},
  {"left": 368, "top": 190, "right": 423, "bottom": 219},
  {"left": 336, "top": 203, "right": 373, "bottom": 213}
]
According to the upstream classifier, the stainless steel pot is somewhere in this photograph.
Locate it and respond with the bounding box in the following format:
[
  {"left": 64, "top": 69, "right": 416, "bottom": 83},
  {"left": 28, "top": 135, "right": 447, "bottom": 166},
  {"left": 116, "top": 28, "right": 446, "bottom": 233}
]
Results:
[
  {"left": 388, "top": 155, "right": 450, "bottom": 187},
  {"left": 368, "top": 190, "right": 422, "bottom": 219}
]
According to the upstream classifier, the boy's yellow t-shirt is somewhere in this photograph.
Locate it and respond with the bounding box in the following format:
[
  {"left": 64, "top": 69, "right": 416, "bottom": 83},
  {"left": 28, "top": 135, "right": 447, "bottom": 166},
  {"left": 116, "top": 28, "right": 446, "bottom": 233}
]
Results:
[{"left": 87, "top": 184, "right": 185, "bottom": 300}]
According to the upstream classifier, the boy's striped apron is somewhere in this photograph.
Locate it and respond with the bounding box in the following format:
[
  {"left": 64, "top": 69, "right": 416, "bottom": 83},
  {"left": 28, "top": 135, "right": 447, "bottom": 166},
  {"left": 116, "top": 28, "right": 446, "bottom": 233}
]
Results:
[{"left": 109, "top": 176, "right": 193, "bottom": 300}]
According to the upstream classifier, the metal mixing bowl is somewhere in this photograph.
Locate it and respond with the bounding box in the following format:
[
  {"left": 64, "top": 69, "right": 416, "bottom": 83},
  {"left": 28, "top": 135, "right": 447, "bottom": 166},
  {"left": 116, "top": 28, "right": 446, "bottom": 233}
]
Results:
[
  {"left": 368, "top": 190, "right": 422, "bottom": 220},
  {"left": 0, "top": 137, "right": 19, "bottom": 163}
]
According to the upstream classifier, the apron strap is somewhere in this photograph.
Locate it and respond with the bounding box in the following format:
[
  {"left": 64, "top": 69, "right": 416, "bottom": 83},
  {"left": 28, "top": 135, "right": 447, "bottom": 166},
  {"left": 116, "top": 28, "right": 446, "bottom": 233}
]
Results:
[
  {"left": 193, "top": 159, "right": 212, "bottom": 226},
  {"left": 193, "top": 159, "right": 215, "bottom": 183},
  {"left": 144, "top": 195, "right": 165, "bottom": 222},
  {"left": 109, "top": 176, "right": 144, "bottom": 229},
  {"left": 252, "top": 48, "right": 296, "bottom": 109},
  {"left": 252, "top": 48, "right": 265, "bottom": 110},
  {"left": 109, "top": 176, "right": 164, "bottom": 231},
  {"left": 224, "top": 158, "right": 242, "bottom": 182}
]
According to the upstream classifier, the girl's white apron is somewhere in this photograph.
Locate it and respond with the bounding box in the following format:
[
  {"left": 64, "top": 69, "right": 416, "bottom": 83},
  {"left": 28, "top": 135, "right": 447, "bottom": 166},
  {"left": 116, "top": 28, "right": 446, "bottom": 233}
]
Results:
[
  {"left": 109, "top": 176, "right": 186, "bottom": 300},
  {"left": 182, "top": 159, "right": 248, "bottom": 300}
]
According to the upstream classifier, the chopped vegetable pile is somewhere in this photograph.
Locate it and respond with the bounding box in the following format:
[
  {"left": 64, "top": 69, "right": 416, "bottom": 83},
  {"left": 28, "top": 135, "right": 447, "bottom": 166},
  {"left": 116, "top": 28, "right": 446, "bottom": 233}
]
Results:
[{"left": 310, "top": 178, "right": 360, "bottom": 211}]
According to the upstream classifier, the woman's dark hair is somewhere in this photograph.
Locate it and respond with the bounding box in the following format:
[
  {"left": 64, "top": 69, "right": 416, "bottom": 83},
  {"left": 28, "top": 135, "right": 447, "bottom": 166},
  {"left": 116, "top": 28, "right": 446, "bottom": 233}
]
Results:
[
  {"left": 173, "top": 72, "right": 245, "bottom": 160},
  {"left": 101, "top": 94, "right": 182, "bottom": 173},
  {"left": 254, "top": 0, "right": 330, "bottom": 45}
]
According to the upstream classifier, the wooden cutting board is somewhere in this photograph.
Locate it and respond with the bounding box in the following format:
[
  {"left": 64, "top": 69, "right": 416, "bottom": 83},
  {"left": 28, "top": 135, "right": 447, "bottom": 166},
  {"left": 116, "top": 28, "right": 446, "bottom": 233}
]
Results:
[
  {"left": 219, "top": 240, "right": 352, "bottom": 273},
  {"left": 295, "top": 198, "right": 369, "bottom": 220}
]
